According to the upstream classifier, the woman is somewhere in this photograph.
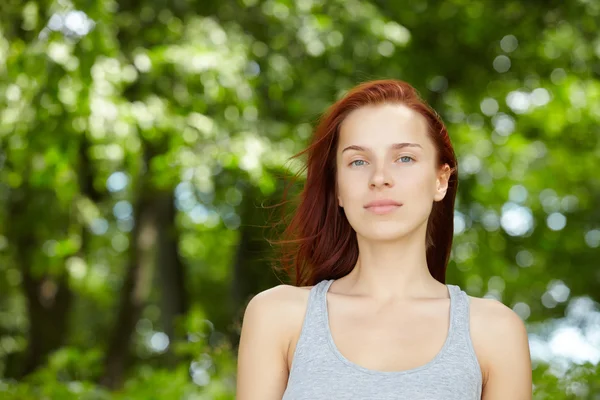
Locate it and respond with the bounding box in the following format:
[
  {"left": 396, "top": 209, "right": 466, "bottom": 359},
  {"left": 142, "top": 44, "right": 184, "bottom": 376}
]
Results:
[{"left": 236, "top": 79, "right": 532, "bottom": 399}]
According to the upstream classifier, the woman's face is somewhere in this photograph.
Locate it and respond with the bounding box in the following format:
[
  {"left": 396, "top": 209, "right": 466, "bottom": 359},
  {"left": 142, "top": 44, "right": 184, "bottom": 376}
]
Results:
[{"left": 335, "top": 103, "right": 450, "bottom": 242}]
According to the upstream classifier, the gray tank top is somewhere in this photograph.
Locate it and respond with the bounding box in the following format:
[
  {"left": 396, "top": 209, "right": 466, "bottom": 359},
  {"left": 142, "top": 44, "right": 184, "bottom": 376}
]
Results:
[{"left": 282, "top": 279, "right": 482, "bottom": 400}]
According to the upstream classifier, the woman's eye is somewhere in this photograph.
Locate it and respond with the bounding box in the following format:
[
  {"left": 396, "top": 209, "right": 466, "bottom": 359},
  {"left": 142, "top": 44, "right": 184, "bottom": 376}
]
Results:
[
  {"left": 350, "top": 157, "right": 413, "bottom": 167},
  {"left": 350, "top": 159, "right": 367, "bottom": 167}
]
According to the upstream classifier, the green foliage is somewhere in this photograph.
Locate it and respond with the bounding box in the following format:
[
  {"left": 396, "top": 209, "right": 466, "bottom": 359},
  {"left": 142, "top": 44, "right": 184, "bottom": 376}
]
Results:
[
  {"left": 533, "top": 361, "right": 600, "bottom": 399},
  {"left": 0, "top": 307, "right": 237, "bottom": 399},
  {"left": 0, "top": 0, "right": 599, "bottom": 397}
]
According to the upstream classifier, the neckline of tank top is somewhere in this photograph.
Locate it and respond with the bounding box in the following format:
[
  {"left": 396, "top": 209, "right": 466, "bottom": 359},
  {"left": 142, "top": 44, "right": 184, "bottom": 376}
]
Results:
[{"left": 319, "top": 278, "right": 460, "bottom": 376}]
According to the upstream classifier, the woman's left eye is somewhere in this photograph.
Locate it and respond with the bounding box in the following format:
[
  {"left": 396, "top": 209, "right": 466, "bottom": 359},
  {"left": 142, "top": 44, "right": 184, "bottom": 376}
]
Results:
[{"left": 397, "top": 156, "right": 414, "bottom": 163}]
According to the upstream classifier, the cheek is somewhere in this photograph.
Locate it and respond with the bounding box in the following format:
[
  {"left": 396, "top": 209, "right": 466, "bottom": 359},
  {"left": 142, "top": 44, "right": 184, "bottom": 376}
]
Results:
[
  {"left": 406, "top": 178, "right": 435, "bottom": 198},
  {"left": 336, "top": 170, "right": 364, "bottom": 199},
  {"left": 396, "top": 169, "right": 436, "bottom": 195}
]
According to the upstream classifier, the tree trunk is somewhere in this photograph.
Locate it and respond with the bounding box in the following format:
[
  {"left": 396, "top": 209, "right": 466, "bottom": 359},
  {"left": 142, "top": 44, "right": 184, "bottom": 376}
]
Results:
[
  {"left": 4, "top": 189, "right": 73, "bottom": 379},
  {"left": 155, "top": 190, "right": 188, "bottom": 365},
  {"left": 20, "top": 270, "right": 72, "bottom": 376},
  {"left": 99, "top": 192, "right": 157, "bottom": 389}
]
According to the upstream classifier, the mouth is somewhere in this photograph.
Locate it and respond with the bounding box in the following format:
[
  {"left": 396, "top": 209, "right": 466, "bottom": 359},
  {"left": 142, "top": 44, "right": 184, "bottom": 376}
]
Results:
[{"left": 365, "top": 204, "right": 402, "bottom": 215}]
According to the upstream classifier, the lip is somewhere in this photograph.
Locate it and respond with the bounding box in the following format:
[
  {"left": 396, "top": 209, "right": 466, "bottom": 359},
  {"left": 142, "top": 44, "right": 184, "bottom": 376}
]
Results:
[
  {"left": 364, "top": 199, "right": 402, "bottom": 215},
  {"left": 364, "top": 199, "right": 402, "bottom": 208}
]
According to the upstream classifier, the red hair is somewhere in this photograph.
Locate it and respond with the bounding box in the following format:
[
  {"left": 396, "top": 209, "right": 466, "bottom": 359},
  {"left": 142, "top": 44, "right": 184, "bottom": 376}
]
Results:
[{"left": 272, "top": 79, "right": 458, "bottom": 286}]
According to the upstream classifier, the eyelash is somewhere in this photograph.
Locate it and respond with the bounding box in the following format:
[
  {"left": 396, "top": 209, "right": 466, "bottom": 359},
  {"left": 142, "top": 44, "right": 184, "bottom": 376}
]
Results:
[{"left": 349, "top": 156, "right": 415, "bottom": 167}]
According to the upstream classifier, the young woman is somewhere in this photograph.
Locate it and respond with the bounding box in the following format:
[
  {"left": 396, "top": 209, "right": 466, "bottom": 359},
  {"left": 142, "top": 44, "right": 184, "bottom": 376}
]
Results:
[{"left": 236, "top": 80, "right": 532, "bottom": 399}]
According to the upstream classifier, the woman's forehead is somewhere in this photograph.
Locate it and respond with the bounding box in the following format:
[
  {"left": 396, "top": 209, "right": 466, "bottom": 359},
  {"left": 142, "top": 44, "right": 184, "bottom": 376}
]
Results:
[{"left": 338, "top": 104, "right": 430, "bottom": 149}]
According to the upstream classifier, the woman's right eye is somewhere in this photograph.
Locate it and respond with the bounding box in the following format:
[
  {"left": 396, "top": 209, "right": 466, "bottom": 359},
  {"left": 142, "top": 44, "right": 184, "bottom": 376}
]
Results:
[{"left": 350, "top": 160, "right": 367, "bottom": 167}]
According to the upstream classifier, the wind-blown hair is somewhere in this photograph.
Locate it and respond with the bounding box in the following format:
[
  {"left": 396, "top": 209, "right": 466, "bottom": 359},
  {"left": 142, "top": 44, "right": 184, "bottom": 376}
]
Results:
[{"left": 273, "top": 79, "right": 458, "bottom": 287}]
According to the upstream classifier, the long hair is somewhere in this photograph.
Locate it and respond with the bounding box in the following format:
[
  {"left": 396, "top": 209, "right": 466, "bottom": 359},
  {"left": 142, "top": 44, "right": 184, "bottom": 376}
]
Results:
[{"left": 272, "top": 79, "right": 458, "bottom": 287}]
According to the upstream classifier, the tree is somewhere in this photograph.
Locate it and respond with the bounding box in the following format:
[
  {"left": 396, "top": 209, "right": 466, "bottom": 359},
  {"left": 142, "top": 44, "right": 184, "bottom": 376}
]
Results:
[{"left": 0, "top": 0, "right": 598, "bottom": 398}]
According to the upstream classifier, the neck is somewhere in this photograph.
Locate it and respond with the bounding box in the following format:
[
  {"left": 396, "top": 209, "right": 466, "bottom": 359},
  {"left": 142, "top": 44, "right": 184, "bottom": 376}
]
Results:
[{"left": 341, "top": 223, "right": 444, "bottom": 302}]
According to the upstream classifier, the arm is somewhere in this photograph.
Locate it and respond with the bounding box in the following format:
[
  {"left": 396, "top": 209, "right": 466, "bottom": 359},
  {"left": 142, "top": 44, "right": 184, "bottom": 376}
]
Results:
[
  {"left": 236, "top": 285, "right": 292, "bottom": 400},
  {"left": 479, "top": 299, "right": 532, "bottom": 400}
]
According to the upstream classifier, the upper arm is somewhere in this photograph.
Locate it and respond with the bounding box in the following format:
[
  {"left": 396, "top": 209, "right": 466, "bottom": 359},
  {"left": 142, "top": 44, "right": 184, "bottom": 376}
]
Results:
[
  {"left": 478, "top": 299, "right": 532, "bottom": 400},
  {"left": 236, "top": 285, "right": 293, "bottom": 400}
]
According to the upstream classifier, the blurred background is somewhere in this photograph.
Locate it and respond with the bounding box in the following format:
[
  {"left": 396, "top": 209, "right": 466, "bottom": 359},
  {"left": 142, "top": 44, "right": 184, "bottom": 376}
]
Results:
[{"left": 0, "top": 0, "right": 599, "bottom": 398}]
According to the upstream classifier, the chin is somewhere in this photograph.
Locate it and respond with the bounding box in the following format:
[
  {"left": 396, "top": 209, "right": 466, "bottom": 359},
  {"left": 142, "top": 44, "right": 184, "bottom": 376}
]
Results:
[
  {"left": 352, "top": 214, "right": 429, "bottom": 242},
  {"left": 356, "top": 225, "right": 412, "bottom": 242}
]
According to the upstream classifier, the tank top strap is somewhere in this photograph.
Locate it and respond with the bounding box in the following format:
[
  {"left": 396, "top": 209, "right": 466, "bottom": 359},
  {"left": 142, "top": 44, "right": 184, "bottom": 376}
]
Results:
[
  {"left": 446, "top": 284, "right": 477, "bottom": 352},
  {"left": 313, "top": 279, "right": 335, "bottom": 333},
  {"left": 305, "top": 279, "right": 332, "bottom": 329},
  {"left": 291, "top": 279, "right": 334, "bottom": 364},
  {"left": 316, "top": 278, "right": 335, "bottom": 299}
]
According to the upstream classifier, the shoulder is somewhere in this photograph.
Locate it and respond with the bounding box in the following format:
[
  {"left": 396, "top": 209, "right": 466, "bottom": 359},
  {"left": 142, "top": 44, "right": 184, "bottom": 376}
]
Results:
[
  {"left": 467, "top": 295, "right": 531, "bottom": 390},
  {"left": 242, "top": 283, "right": 313, "bottom": 351},
  {"left": 245, "top": 283, "right": 313, "bottom": 313},
  {"left": 246, "top": 283, "right": 312, "bottom": 311},
  {"left": 467, "top": 295, "right": 526, "bottom": 333},
  {"left": 237, "top": 284, "right": 314, "bottom": 398},
  {"left": 243, "top": 284, "right": 311, "bottom": 326}
]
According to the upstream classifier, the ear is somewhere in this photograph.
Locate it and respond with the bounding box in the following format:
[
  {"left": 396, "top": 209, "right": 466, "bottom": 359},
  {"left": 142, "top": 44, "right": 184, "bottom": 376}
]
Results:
[
  {"left": 434, "top": 164, "right": 451, "bottom": 202},
  {"left": 337, "top": 191, "right": 344, "bottom": 208},
  {"left": 336, "top": 183, "right": 343, "bottom": 207}
]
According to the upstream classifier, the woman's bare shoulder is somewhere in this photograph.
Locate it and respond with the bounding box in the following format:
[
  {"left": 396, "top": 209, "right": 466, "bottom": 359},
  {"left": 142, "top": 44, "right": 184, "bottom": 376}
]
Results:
[
  {"left": 467, "top": 295, "right": 526, "bottom": 331},
  {"left": 466, "top": 295, "right": 531, "bottom": 389},
  {"left": 250, "top": 283, "right": 313, "bottom": 305},
  {"left": 246, "top": 283, "right": 314, "bottom": 332},
  {"left": 244, "top": 284, "right": 314, "bottom": 356},
  {"left": 237, "top": 284, "right": 315, "bottom": 398}
]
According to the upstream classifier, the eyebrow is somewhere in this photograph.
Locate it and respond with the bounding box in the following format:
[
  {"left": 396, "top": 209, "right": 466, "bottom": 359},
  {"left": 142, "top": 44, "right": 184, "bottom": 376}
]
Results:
[{"left": 341, "top": 142, "right": 423, "bottom": 154}]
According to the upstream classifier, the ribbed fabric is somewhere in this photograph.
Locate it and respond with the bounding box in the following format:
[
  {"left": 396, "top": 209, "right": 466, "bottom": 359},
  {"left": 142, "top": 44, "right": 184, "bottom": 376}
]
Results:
[{"left": 282, "top": 279, "right": 482, "bottom": 400}]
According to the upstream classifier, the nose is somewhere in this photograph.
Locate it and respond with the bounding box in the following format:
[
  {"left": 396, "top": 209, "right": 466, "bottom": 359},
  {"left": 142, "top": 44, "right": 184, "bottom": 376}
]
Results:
[{"left": 369, "top": 164, "right": 394, "bottom": 189}]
